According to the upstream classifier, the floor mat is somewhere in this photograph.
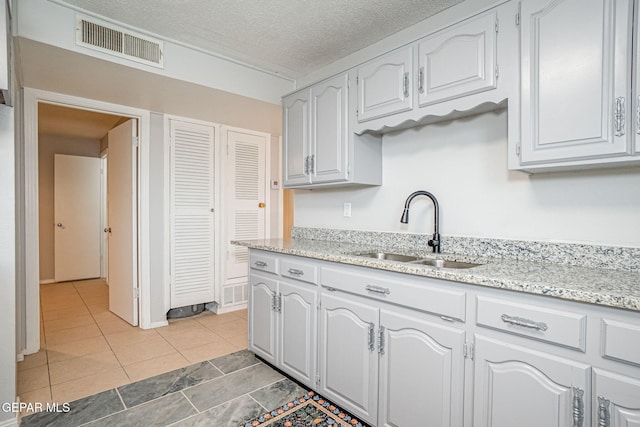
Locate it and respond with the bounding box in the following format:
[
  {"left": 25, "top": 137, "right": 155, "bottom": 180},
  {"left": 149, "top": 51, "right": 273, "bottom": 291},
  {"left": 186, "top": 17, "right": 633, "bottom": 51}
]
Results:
[{"left": 242, "top": 391, "right": 370, "bottom": 427}]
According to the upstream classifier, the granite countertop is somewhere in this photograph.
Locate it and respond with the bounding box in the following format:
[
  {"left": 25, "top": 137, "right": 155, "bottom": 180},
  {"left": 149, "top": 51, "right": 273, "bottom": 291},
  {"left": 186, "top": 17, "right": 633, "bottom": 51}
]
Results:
[{"left": 234, "top": 237, "right": 640, "bottom": 312}]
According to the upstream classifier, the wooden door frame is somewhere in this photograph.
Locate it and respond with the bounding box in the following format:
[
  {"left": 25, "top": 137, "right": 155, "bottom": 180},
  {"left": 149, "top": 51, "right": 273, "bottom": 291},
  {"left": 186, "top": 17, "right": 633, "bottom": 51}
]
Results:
[{"left": 21, "top": 88, "right": 152, "bottom": 355}]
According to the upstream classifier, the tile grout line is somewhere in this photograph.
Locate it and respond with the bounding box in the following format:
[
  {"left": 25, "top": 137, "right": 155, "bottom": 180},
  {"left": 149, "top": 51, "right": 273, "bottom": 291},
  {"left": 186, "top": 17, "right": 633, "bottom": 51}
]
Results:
[{"left": 180, "top": 389, "right": 201, "bottom": 414}]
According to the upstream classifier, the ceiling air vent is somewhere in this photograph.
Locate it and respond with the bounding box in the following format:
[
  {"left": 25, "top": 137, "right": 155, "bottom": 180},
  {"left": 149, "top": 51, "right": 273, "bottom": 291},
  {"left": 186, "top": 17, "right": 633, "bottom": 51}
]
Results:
[{"left": 75, "top": 15, "right": 164, "bottom": 68}]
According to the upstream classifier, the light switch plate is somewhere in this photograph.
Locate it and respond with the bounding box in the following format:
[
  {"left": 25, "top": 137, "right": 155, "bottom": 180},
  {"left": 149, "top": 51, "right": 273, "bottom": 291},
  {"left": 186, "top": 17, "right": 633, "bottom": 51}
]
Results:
[{"left": 343, "top": 202, "right": 352, "bottom": 217}]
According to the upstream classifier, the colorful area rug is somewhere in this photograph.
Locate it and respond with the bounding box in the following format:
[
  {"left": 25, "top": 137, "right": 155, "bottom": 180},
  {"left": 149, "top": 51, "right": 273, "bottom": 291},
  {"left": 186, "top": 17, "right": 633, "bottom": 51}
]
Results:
[{"left": 241, "top": 391, "right": 369, "bottom": 427}]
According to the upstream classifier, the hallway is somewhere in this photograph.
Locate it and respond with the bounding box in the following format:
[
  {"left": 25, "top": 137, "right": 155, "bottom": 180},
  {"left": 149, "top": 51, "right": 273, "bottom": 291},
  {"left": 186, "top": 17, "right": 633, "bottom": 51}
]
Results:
[{"left": 17, "top": 279, "right": 248, "bottom": 412}]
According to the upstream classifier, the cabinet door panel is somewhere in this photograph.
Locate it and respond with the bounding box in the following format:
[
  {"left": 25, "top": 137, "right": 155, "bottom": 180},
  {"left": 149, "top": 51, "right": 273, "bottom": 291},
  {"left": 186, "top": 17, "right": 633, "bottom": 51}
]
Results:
[
  {"left": 379, "top": 309, "right": 465, "bottom": 427},
  {"left": 418, "top": 11, "right": 497, "bottom": 107},
  {"left": 248, "top": 274, "right": 277, "bottom": 365},
  {"left": 283, "top": 92, "right": 311, "bottom": 186},
  {"left": 357, "top": 46, "right": 413, "bottom": 122},
  {"left": 593, "top": 369, "right": 640, "bottom": 426},
  {"left": 319, "top": 292, "right": 379, "bottom": 424},
  {"left": 520, "top": 0, "right": 633, "bottom": 164},
  {"left": 474, "top": 335, "right": 590, "bottom": 427},
  {"left": 279, "top": 280, "right": 317, "bottom": 387},
  {"left": 311, "top": 73, "right": 348, "bottom": 184}
]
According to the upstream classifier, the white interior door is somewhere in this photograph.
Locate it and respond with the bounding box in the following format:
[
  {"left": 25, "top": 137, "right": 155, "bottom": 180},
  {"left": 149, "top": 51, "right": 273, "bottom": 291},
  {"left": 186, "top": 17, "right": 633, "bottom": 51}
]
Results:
[
  {"left": 225, "top": 128, "right": 268, "bottom": 280},
  {"left": 170, "top": 119, "right": 216, "bottom": 308},
  {"left": 54, "top": 154, "right": 101, "bottom": 282},
  {"left": 107, "top": 119, "right": 138, "bottom": 325}
]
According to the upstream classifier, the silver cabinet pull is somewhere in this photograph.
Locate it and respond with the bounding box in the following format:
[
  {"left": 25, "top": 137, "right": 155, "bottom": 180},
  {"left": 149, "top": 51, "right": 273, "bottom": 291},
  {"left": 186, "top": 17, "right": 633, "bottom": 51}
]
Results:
[
  {"left": 573, "top": 387, "right": 584, "bottom": 427},
  {"left": 615, "top": 96, "right": 625, "bottom": 136},
  {"left": 597, "top": 396, "right": 610, "bottom": 427},
  {"left": 378, "top": 325, "right": 386, "bottom": 355},
  {"left": 368, "top": 322, "right": 375, "bottom": 351},
  {"left": 254, "top": 261, "right": 268, "bottom": 267},
  {"left": 309, "top": 154, "right": 315, "bottom": 174},
  {"left": 500, "top": 314, "right": 548, "bottom": 331},
  {"left": 287, "top": 268, "right": 304, "bottom": 276},
  {"left": 418, "top": 67, "right": 424, "bottom": 93},
  {"left": 304, "top": 155, "right": 309, "bottom": 175},
  {"left": 403, "top": 72, "right": 409, "bottom": 98},
  {"left": 365, "top": 285, "right": 390, "bottom": 295}
]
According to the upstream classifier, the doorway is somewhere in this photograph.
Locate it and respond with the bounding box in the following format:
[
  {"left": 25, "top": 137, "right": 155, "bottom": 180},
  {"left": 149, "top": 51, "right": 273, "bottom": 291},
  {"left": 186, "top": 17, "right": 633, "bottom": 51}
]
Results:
[{"left": 21, "top": 88, "right": 153, "bottom": 356}]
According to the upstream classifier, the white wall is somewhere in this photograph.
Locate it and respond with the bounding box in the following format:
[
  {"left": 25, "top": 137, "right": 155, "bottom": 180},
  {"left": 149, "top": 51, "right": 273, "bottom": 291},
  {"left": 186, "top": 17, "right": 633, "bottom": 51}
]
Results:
[
  {"left": 0, "top": 104, "right": 17, "bottom": 424},
  {"left": 15, "top": 0, "right": 293, "bottom": 104},
  {"left": 294, "top": 110, "right": 640, "bottom": 248}
]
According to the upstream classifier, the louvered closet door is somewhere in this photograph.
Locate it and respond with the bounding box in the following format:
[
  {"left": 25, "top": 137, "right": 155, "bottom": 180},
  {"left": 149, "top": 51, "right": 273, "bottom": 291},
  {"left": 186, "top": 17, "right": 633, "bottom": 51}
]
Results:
[
  {"left": 170, "top": 120, "right": 216, "bottom": 308},
  {"left": 225, "top": 129, "right": 267, "bottom": 281}
]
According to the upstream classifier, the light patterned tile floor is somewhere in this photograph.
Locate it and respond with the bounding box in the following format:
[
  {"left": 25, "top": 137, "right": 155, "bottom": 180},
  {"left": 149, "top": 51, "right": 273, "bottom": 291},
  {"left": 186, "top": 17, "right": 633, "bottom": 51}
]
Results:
[{"left": 17, "top": 279, "right": 248, "bottom": 416}]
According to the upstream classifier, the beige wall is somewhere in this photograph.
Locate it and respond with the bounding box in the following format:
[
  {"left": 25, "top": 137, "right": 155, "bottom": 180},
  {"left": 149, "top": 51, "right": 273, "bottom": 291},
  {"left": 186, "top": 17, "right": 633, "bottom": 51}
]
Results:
[{"left": 38, "top": 134, "right": 101, "bottom": 281}]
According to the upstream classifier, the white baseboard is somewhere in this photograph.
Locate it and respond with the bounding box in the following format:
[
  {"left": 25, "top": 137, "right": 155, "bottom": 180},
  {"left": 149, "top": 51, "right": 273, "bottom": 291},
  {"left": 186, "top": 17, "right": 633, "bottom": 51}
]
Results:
[
  {"left": 39, "top": 279, "right": 55, "bottom": 284},
  {"left": 209, "top": 302, "right": 247, "bottom": 314},
  {"left": 147, "top": 320, "right": 169, "bottom": 329}
]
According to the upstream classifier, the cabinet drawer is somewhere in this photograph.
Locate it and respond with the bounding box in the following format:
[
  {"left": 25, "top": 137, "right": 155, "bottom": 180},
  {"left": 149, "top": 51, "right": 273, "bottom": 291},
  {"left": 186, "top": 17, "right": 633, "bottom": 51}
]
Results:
[
  {"left": 250, "top": 252, "right": 279, "bottom": 275},
  {"left": 602, "top": 319, "right": 640, "bottom": 367},
  {"left": 322, "top": 266, "right": 466, "bottom": 321},
  {"left": 476, "top": 296, "right": 587, "bottom": 351},
  {"left": 280, "top": 259, "right": 318, "bottom": 285}
]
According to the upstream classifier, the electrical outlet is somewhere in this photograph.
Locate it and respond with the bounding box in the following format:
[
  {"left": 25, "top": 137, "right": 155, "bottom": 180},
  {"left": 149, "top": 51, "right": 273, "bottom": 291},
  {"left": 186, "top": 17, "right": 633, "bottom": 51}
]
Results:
[{"left": 343, "top": 202, "right": 352, "bottom": 217}]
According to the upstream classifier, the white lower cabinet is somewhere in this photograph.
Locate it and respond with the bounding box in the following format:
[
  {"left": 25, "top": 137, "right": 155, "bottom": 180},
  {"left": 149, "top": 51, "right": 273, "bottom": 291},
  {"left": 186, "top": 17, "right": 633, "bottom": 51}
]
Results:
[
  {"left": 473, "top": 335, "right": 590, "bottom": 427},
  {"left": 319, "top": 291, "right": 379, "bottom": 424},
  {"left": 319, "top": 289, "right": 466, "bottom": 427},
  {"left": 378, "top": 307, "right": 466, "bottom": 427},
  {"left": 247, "top": 250, "right": 640, "bottom": 427},
  {"left": 593, "top": 369, "right": 640, "bottom": 426},
  {"left": 248, "top": 270, "right": 317, "bottom": 388}
]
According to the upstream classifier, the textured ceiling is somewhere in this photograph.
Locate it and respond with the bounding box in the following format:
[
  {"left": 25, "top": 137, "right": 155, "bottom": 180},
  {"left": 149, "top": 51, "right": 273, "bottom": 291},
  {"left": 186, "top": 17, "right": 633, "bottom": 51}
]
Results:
[{"left": 53, "top": 0, "right": 463, "bottom": 78}]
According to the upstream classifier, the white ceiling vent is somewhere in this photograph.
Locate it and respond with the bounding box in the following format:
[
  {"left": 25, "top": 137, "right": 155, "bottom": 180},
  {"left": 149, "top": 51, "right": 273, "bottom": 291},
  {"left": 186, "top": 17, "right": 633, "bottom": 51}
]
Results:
[{"left": 76, "top": 15, "right": 164, "bottom": 68}]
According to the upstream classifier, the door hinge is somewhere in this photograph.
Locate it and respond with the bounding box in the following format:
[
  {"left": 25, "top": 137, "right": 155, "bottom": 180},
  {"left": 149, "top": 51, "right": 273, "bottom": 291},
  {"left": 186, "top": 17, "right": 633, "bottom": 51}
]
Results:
[
  {"left": 495, "top": 18, "right": 499, "bottom": 33},
  {"left": 355, "top": 108, "right": 359, "bottom": 118},
  {"left": 133, "top": 288, "right": 140, "bottom": 298},
  {"left": 516, "top": 144, "right": 521, "bottom": 156},
  {"left": 515, "top": 12, "right": 520, "bottom": 28},
  {"left": 133, "top": 136, "right": 139, "bottom": 148},
  {"left": 463, "top": 341, "right": 474, "bottom": 360},
  {"left": 356, "top": 76, "right": 359, "bottom": 85},
  {"left": 495, "top": 65, "right": 499, "bottom": 80},
  {"left": 315, "top": 374, "right": 321, "bottom": 387}
]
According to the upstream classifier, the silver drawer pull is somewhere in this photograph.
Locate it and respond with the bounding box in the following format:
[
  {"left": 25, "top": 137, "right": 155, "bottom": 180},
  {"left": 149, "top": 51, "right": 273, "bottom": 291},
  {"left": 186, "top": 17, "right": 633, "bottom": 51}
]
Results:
[
  {"left": 501, "top": 314, "right": 548, "bottom": 331},
  {"left": 365, "top": 285, "right": 390, "bottom": 295},
  {"left": 254, "top": 261, "right": 268, "bottom": 267},
  {"left": 287, "top": 268, "right": 304, "bottom": 276}
]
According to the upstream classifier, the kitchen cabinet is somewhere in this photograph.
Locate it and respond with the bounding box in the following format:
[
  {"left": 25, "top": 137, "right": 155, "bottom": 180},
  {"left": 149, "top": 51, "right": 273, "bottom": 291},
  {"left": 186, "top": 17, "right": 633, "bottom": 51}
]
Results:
[
  {"left": 416, "top": 9, "right": 497, "bottom": 107},
  {"left": 245, "top": 249, "right": 640, "bottom": 427},
  {"left": 473, "top": 335, "right": 590, "bottom": 427},
  {"left": 282, "top": 72, "right": 382, "bottom": 188},
  {"left": 320, "top": 265, "right": 466, "bottom": 426},
  {"left": 319, "top": 291, "right": 379, "bottom": 424},
  {"left": 356, "top": 46, "right": 414, "bottom": 122},
  {"left": 515, "top": 0, "right": 639, "bottom": 171},
  {"left": 248, "top": 253, "right": 317, "bottom": 388},
  {"left": 592, "top": 369, "right": 640, "bottom": 426},
  {"left": 353, "top": 4, "right": 516, "bottom": 135}
]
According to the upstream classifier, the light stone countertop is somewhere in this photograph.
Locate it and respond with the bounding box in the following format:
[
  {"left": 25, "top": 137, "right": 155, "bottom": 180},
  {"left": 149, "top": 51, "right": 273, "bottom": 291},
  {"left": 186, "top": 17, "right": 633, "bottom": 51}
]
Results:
[{"left": 233, "top": 237, "right": 640, "bottom": 312}]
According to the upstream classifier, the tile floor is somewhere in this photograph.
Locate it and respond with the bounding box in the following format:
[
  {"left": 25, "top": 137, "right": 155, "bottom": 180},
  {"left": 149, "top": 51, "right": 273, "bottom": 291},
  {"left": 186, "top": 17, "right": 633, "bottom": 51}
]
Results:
[
  {"left": 17, "top": 279, "right": 249, "bottom": 415},
  {"left": 20, "top": 349, "right": 309, "bottom": 427}
]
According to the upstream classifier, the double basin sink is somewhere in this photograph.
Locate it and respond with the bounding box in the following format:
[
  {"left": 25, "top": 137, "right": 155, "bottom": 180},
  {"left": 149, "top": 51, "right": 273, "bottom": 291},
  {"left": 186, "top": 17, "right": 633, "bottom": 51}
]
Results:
[{"left": 352, "top": 251, "right": 482, "bottom": 269}]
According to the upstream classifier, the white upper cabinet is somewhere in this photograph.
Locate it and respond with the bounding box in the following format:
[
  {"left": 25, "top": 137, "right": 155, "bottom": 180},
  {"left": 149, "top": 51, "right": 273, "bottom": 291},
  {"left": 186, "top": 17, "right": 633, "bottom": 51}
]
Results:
[
  {"left": 283, "top": 90, "right": 310, "bottom": 186},
  {"left": 517, "top": 0, "right": 637, "bottom": 170},
  {"left": 417, "top": 10, "right": 497, "bottom": 107},
  {"left": 311, "top": 73, "right": 349, "bottom": 184},
  {"left": 282, "top": 72, "right": 382, "bottom": 189},
  {"left": 356, "top": 46, "right": 414, "bottom": 123},
  {"left": 352, "top": 3, "right": 517, "bottom": 135}
]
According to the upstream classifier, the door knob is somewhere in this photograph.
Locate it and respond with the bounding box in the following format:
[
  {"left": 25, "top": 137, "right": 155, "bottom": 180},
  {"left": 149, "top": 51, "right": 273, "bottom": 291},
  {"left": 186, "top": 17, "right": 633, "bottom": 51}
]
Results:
[
  {"left": 258, "top": 202, "right": 266, "bottom": 208},
  {"left": 56, "top": 223, "right": 63, "bottom": 228},
  {"left": 104, "top": 227, "right": 111, "bottom": 233}
]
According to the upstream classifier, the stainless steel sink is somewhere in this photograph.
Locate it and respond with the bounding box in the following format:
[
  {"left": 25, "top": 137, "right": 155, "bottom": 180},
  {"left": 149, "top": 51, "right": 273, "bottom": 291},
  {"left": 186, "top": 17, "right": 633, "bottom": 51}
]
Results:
[
  {"left": 410, "top": 258, "right": 481, "bottom": 269},
  {"left": 355, "top": 252, "right": 420, "bottom": 262},
  {"left": 352, "top": 251, "right": 482, "bottom": 269}
]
